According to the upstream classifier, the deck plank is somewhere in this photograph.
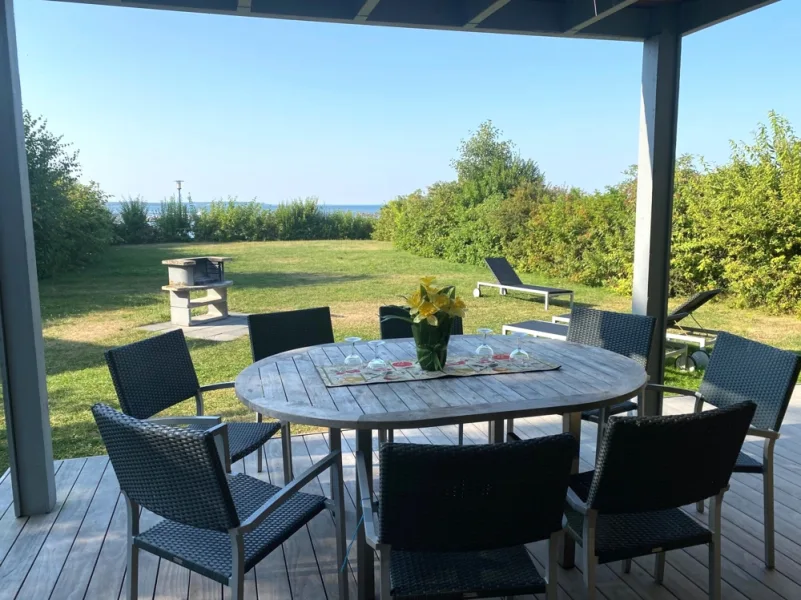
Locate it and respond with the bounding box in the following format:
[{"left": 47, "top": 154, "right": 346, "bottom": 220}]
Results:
[
  {"left": 16, "top": 455, "right": 108, "bottom": 599},
  {"left": 0, "top": 457, "right": 86, "bottom": 599}
]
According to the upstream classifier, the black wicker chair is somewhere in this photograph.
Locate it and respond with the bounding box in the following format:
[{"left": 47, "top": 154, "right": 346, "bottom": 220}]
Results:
[
  {"left": 247, "top": 306, "right": 335, "bottom": 361},
  {"left": 91, "top": 404, "right": 347, "bottom": 600},
  {"left": 104, "top": 329, "right": 282, "bottom": 475},
  {"left": 649, "top": 331, "right": 801, "bottom": 569},
  {"left": 356, "top": 434, "right": 577, "bottom": 599},
  {"left": 508, "top": 307, "right": 655, "bottom": 449},
  {"left": 247, "top": 307, "right": 335, "bottom": 479},
  {"left": 565, "top": 402, "right": 755, "bottom": 600},
  {"left": 378, "top": 305, "right": 465, "bottom": 444}
]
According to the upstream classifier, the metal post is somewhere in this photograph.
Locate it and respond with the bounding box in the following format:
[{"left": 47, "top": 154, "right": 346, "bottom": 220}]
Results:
[
  {"left": 632, "top": 4, "right": 682, "bottom": 416},
  {"left": 0, "top": 0, "right": 56, "bottom": 516}
]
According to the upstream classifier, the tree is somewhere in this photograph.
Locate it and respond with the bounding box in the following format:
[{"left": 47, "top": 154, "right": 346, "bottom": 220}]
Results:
[
  {"left": 25, "top": 112, "right": 114, "bottom": 277},
  {"left": 451, "top": 120, "right": 545, "bottom": 206}
]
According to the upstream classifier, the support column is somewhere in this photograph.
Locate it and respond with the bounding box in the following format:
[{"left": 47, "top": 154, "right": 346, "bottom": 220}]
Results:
[
  {"left": 0, "top": 0, "right": 56, "bottom": 515},
  {"left": 632, "top": 6, "right": 681, "bottom": 416}
]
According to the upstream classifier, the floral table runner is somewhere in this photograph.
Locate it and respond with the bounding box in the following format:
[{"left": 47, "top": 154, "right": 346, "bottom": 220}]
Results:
[{"left": 316, "top": 354, "right": 560, "bottom": 387}]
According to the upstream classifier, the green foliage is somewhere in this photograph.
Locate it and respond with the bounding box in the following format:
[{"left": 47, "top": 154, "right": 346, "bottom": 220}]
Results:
[
  {"left": 190, "top": 196, "right": 374, "bottom": 243},
  {"left": 383, "top": 114, "right": 801, "bottom": 313},
  {"left": 25, "top": 112, "right": 115, "bottom": 277},
  {"left": 192, "top": 198, "right": 274, "bottom": 242},
  {"left": 153, "top": 195, "right": 193, "bottom": 242},
  {"left": 114, "top": 196, "right": 153, "bottom": 244}
]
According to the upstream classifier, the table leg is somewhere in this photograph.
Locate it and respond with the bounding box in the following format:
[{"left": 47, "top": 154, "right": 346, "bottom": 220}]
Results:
[
  {"left": 329, "top": 428, "right": 348, "bottom": 600},
  {"left": 355, "top": 429, "right": 375, "bottom": 600},
  {"left": 488, "top": 419, "right": 504, "bottom": 444},
  {"left": 559, "top": 411, "right": 581, "bottom": 568}
]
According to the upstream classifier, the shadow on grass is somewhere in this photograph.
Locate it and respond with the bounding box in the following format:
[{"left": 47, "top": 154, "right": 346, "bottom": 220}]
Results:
[
  {"left": 43, "top": 334, "right": 229, "bottom": 376},
  {"left": 233, "top": 271, "right": 372, "bottom": 289}
]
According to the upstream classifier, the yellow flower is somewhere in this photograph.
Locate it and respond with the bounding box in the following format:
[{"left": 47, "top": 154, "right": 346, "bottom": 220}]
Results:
[
  {"left": 407, "top": 289, "right": 423, "bottom": 310},
  {"left": 447, "top": 297, "right": 466, "bottom": 318},
  {"left": 432, "top": 293, "right": 451, "bottom": 310},
  {"left": 420, "top": 276, "right": 437, "bottom": 288},
  {"left": 426, "top": 314, "right": 439, "bottom": 326},
  {"left": 418, "top": 301, "right": 437, "bottom": 317}
]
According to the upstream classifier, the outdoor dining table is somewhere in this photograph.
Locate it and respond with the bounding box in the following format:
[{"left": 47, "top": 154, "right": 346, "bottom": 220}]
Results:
[{"left": 235, "top": 334, "right": 647, "bottom": 600}]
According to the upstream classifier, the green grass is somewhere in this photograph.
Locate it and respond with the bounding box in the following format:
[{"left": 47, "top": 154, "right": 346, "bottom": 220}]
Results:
[{"left": 5, "top": 239, "right": 801, "bottom": 471}]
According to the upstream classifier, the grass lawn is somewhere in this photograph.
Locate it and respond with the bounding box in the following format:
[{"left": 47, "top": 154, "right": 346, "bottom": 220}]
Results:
[{"left": 5, "top": 239, "right": 801, "bottom": 471}]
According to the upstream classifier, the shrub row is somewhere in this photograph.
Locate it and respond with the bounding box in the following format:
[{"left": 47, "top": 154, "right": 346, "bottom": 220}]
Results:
[
  {"left": 375, "top": 114, "right": 801, "bottom": 313},
  {"left": 114, "top": 196, "right": 375, "bottom": 244}
]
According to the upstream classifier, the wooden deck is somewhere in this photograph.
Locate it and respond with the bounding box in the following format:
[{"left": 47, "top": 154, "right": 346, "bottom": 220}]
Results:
[{"left": 1, "top": 395, "right": 801, "bottom": 599}]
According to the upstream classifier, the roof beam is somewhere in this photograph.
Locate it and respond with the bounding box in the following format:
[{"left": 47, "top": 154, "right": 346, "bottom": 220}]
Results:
[
  {"left": 354, "top": 0, "right": 380, "bottom": 22},
  {"left": 563, "top": 0, "right": 639, "bottom": 34},
  {"left": 681, "top": 0, "right": 779, "bottom": 35},
  {"left": 465, "top": 0, "right": 512, "bottom": 29}
]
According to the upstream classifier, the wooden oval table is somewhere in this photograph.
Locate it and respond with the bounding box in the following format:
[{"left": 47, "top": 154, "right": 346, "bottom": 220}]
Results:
[{"left": 235, "top": 334, "right": 646, "bottom": 600}]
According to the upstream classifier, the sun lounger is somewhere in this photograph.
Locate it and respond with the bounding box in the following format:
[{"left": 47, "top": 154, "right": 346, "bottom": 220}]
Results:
[{"left": 474, "top": 257, "right": 574, "bottom": 311}]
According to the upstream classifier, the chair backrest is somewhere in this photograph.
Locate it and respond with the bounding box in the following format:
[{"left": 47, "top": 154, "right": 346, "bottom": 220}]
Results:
[
  {"left": 484, "top": 257, "right": 523, "bottom": 286},
  {"left": 588, "top": 402, "right": 756, "bottom": 514},
  {"left": 105, "top": 329, "right": 199, "bottom": 419},
  {"left": 91, "top": 403, "right": 238, "bottom": 532},
  {"left": 700, "top": 332, "right": 800, "bottom": 432},
  {"left": 378, "top": 434, "right": 577, "bottom": 551},
  {"left": 567, "top": 307, "right": 656, "bottom": 368},
  {"left": 667, "top": 289, "right": 722, "bottom": 325},
  {"left": 379, "top": 305, "right": 463, "bottom": 340},
  {"left": 247, "top": 307, "right": 335, "bottom": 361}
]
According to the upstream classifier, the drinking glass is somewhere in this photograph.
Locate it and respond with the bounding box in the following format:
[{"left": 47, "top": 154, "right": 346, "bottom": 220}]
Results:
[
  {"left": 510, "top": 332, "right": 530, "bottom": 362},
  {"left": 476, "top": 328, "right": 494, "bottom": 359},
  {"left": 367, "top": 340, "right": 388, "bottom": 370},
  {"left": 344, "top": 337, "right": 363, "bottom": 366}
]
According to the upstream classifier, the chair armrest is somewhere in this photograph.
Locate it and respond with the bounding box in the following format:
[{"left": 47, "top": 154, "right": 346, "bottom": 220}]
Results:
[
  {"left": 355, "top": 451, "right": 379, "bottom": 547},
  {"left": 199, "top": 381, "right": 235, "bottom": 393},
  {"left": 566, "top": 487, "right": 588, "bottom": 515},
  {"left": 146, "top": 416, "right": 222, "bottom": 427},
  {"left": 748, "top": 427, "right": 780, "bottom": 441},
  {"left": 207, "top": 423, "right": 231, "bottom": 472},
  {"left": 646, "top": 383, "right": 704, "bottom": 400},
  {"left": 237, "top": 451, "right": 341, "bottom": 534}
]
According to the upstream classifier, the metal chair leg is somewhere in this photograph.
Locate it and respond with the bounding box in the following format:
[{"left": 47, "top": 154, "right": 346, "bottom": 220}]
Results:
[
  {"left": 622, "top": 559, "right": 631, "bottom": 574},
  {"left": 230, "top": 533, "right": 245, "bottom": 600},
  {"left": 257, "top": 413, "right": 264, "bottom": 473},
  {"left": 458, "top": 424, "right": 464, "bottom": 445},
  {"left": 708, "top": 492, "right": 724, "bottom": 600},
  {"left": 764, "top": 438, "right": 776, "bottom": 569},
  {"left": 281, "top": 422, "right": 293, "bottom": 483},
  {"left": 654, "top": 552, "right": 666, "bottom": 584},
  {"left": 697, "top": 499, "right": 705, "bottom": 513},
  {"left": 124, "top": 495, "right": 139, "bottom": 600},
  {"left": 583, "top": 511, "right": 598, "bottom": 600},
  {"left": 387, "top": 429, "right": 394, "bottom": 443},
  {"left": 378, "top": 429, "right": 387, "bottom": 446},
  {"left": 546, "top": 531, "right": 559, "bottom": 600}
]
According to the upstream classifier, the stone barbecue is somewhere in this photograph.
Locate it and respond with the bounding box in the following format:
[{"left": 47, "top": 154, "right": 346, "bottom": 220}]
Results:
[{"left": 162, "top": 256, "right": 233, "bottom": 326}]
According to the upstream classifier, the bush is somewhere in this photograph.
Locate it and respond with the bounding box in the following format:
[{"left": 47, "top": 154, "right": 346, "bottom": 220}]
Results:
[
  {"left": 154, "top": 196, "right": 192, "bottom": 242},
  {"left": 115, "top": 196, "right": 153, "bottom": 244},
  {"left": 25, "top": 112, "right": 115, "bottom": 277},
  {"left": 192, "top": 198, "right": 274, "bottom": 242}
]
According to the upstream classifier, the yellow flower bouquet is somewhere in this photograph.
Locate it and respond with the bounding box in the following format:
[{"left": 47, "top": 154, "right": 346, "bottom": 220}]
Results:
[{"left": 385, "top": 276, "right": 466, "bottom": 371}]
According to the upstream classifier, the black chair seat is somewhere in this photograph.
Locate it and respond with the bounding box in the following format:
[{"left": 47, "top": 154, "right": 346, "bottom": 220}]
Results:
[
  {"left": 733, "top": 450, "right": 764, "bottom": 474},
  {"left": 566, "top": 472, "right": 712, "bottom": 564},
  {"left": 189, "top": 421, "right": 281, "bottom": 464},
  {"left": 390, "top": 546, "right": 546, "bottom": 599},
  {"left": 135, "top": 473, "right": 326, "bottom": 584},
  {"left": 581, "top": 400, "right": 638, "bottom": 422}
]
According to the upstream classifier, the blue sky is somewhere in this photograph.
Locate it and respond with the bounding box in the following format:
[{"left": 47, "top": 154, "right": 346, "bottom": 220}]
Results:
[{"left": 13, "top": 1, "right": 801, "bottom": 205}]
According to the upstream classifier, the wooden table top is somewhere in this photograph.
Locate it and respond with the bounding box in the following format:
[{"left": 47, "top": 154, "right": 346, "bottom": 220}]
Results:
[{"left": 235, "top": 334, "right": 647, "bottom": 430}]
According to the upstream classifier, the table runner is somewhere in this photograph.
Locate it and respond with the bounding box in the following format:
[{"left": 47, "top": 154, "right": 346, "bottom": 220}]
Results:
[{"left": 316, "top": 354, "right": 560, "bottom": 387}]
